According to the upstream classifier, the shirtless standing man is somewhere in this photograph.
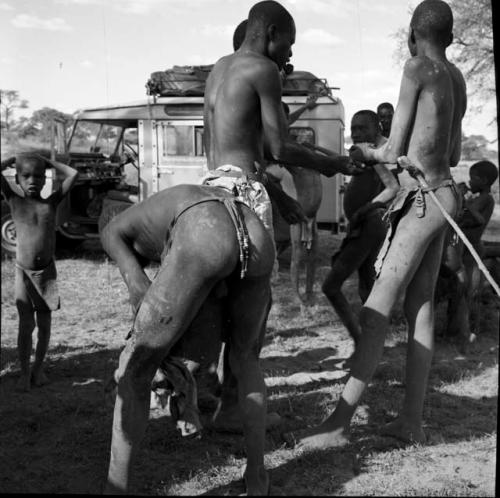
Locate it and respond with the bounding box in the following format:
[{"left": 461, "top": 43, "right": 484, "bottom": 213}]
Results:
[
  {"left": 322, "top": 110, "right": 399, "bottom": 345},
  {"left": 293, "top": 0, "right": 467, "bottom": 449},
  {"left": 105, "top": 1, "right": 359, "bottom": 494}
]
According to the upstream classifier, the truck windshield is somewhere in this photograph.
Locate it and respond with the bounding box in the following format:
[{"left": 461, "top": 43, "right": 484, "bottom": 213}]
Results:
[{"left": 69, "top": 121, "right": 123, "bottom": 156}]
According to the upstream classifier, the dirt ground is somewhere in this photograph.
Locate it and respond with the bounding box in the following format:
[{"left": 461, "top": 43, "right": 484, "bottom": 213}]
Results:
[{"left": 0, "top": 229, "right": 498, "bottom": 496}]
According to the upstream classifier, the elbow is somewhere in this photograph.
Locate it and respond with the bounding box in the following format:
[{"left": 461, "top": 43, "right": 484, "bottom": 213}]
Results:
[
  {"left": 100, "top": 221, "right": 119, "bottom": 253},
  {"left": 388, "top": 185, "right": 400, "bottom": 199},
  {"left": 269, "top": 143, "right": 286, "bottom": 164}
]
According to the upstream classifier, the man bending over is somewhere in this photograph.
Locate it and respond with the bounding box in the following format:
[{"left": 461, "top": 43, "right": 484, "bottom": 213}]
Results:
[{"left": 104, "top": 1, "right": 360, "bottom": 494}]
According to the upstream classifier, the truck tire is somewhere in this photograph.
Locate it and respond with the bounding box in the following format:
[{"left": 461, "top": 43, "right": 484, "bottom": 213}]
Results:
[
  {"left": 98, "top": 200, "right": 132, "bottom": 234},
  {"left": 1, "top": 212, "right": 16, "bottom": 258}
]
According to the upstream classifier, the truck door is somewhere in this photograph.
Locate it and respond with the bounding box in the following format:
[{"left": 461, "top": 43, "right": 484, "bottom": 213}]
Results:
[{"left": 154, "top": 121, "right": 208, "bottom": 192}]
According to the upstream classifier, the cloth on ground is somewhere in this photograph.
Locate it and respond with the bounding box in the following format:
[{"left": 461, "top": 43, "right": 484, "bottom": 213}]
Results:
[
  {"left": 15, "top": 259, "right": 60, "bottom": 311},
  {"left": 153, "top": 356, "right": 202, "bottom": 437}
]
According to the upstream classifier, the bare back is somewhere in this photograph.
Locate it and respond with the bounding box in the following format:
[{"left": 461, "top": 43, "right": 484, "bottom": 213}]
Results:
[
  {"left": 399, "top": 56, "right": 467, "bottom": 184},
  {"left": 205, "top": 51, "right": 286, "bottom": 173}
]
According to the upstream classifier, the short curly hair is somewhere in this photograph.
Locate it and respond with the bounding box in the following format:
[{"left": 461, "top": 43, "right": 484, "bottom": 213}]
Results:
[
  {"left": 470, "top": 160, "right": 499, "bottom": 187},
  {"left": 411, "top": 0, "right": 453, "bottom": 45}
]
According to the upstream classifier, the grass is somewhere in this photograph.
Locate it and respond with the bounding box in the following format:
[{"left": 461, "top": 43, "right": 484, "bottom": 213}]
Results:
[{"left": 0, "top": 229, "right": 498, "bottom": 496}]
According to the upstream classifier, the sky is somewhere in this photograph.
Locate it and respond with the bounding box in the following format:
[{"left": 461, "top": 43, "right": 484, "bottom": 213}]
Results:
[{"left": 0, "top": 0, "right": 497, "bottom": 147}]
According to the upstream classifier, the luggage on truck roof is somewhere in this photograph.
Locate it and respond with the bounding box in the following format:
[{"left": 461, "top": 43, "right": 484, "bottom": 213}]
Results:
[
  {"left": 145, "top": 65, "right": 333, "bottom": 98},
  {"left": 146, "top": 65, "right": 214, "bottom": 97},
  {"left": 282, "top": 70, "right": 332, "bottom": 97}
]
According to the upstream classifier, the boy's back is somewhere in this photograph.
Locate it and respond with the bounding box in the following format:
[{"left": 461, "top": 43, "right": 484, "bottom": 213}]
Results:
[{"left": 397, "top": 56, "right": 466, "bottom": 186}]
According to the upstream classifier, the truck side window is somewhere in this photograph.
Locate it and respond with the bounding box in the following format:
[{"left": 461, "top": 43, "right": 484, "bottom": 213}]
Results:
[
  {"left": 289, "top": 127, "right": 315, "bottom": 145},
  {"left": 164, "top": 125, "right": 193, "bottom": 156},
  {"left": 162, "top": 125, "right": 205, "bottom": 157},
  {"left": 194, "top": 127, "right": 204, "bottom": 157}
]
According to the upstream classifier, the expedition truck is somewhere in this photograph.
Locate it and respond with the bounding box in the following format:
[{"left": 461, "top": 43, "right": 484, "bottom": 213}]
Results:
[{"left": 1, "top": 69, "right": 346, "bottom": 257}]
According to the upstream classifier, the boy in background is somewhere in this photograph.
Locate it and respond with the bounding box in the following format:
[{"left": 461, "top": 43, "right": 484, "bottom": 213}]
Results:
[
  {"left": 1, "top": 154, "right": 78, "bottom": 391},
  {"left": 377, "top": 102, "right": 394, "bottom": 138},
  {"left": 446, "top": 160, "right": 498, "bottom": 345}
]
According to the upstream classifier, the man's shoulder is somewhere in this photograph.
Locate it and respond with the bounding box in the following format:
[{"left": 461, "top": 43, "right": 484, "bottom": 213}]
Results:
[
  {"left": 212, "top": 52, "right": 276, "bottom": 87},
  {"left": 403, "top": 55, "right": 430, "bottom": 73}
]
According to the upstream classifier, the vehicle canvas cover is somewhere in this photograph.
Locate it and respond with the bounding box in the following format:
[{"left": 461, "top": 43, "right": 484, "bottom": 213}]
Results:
[
  {"left": 146, "top": 66, "right": 331, "bottom": 98},
  {"left": 146, "top": 65, "right": 214, "bottom": 97}
]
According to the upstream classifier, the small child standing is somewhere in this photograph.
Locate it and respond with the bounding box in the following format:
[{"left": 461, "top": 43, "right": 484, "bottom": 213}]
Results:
[
  {"left": 447, "top": 160, "right": 498, "bottom": 344},
  {"left": 1, "top": 154, "right": 78, "bottom": 391}
]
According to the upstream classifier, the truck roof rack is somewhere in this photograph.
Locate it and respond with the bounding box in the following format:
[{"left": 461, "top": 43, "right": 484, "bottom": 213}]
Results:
[{"left": 145, "top": 66, "right": 336, "bottom": 98}]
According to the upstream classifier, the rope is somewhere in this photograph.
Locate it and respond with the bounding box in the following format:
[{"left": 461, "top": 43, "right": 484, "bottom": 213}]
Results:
[{"left": 397, "top": 156, "right": 500, "bottom": 297}]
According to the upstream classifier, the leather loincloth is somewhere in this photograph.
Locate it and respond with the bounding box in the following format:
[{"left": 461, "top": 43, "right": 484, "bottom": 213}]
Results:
[{"left": 374, "top": 178, "right": 459, "bottom": 277}]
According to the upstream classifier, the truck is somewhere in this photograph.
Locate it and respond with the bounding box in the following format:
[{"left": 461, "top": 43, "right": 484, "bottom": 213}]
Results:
[{"left": 1, "top": 69, "right": 346, "bottom": 257}]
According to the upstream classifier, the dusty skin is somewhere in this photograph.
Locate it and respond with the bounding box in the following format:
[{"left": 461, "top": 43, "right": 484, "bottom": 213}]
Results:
[{"left": 292, "top": 0, "right": 467, "bottom": 451}]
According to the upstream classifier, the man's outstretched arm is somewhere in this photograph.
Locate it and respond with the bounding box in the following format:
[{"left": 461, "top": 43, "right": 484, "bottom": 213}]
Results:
[
  {"left": 101, "top": 219, "right": 152, "bottom": 313},
  {"left": 255, "top": 61, "right": 362, "bottom": 178}
]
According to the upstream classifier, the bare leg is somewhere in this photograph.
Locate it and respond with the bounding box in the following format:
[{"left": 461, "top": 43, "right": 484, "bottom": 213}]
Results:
[
  {"left": 227, "top": 276, "right": 272, "bottom": 495},
  {"left": 322, "top": 237, "right": 372, "bottom": 345},
  {"left": 31, "top": 310, "right": 51, "bottom": 386},
  {"left": 382, "top": 232, "right": 445, "bottom": 444},
  {"left": 213, "top": 272, "right": 280, "bottom": 433},
  {"left": 106, "top": 206, "right": 238, "bottom": 494},
  {"left": 15, "top": 273, "right": 35, "bottom": 392},
  {"left": 304, "top": 219, "right": 318, "bottom": 305},
  {"left": 289, "top": 223, "right": 303, "bottom": 305},
  {"left": 294, "top": 187, "right": 456, "bottom": 450}
]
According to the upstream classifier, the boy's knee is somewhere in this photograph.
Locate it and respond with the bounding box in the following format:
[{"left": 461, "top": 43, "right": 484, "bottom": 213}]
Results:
[{"left": 359, "top": 306, "right": 388, "bottom": 333}]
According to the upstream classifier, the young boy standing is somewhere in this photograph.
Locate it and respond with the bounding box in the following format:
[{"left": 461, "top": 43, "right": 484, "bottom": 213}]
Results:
[
  {"left": 446, "top": 160, "right": 498, "bottom": 343},
  {"left": 292, "top": 0, "right": 467, "bottom": 448},
  {"left": 1, "top": 154, "right": 78, "bottom": 391}
]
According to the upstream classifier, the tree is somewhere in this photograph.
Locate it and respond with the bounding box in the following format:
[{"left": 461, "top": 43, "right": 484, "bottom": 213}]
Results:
[
  {"left": 392, "top": 0, "right": 494, "bottom": 111},
  {"left": 461, "top": 134, "right": 498, "bottom": 161},
  {"left": 0, "top": 90, "right": 29, "bottom": 130},
  {"left": 27, "top": 107, "right": 74, "bottom": 143}
]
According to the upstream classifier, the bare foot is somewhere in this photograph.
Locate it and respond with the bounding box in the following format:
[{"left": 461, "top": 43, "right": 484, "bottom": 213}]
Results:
[
  {"left": 284, "top": 423, "right": 350, "bottom": 450},
  {"left": 16, "top": 374, "right": 31, "bottom": 392},
  {"left": 31, "top": 370, "right": 49, "bottom": 387},
  {"left": 381, "top": 417, "right": 426, "bottom": 445},
  {"left": 211, "top": 405, "right": 281, "bottom": 433}
]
